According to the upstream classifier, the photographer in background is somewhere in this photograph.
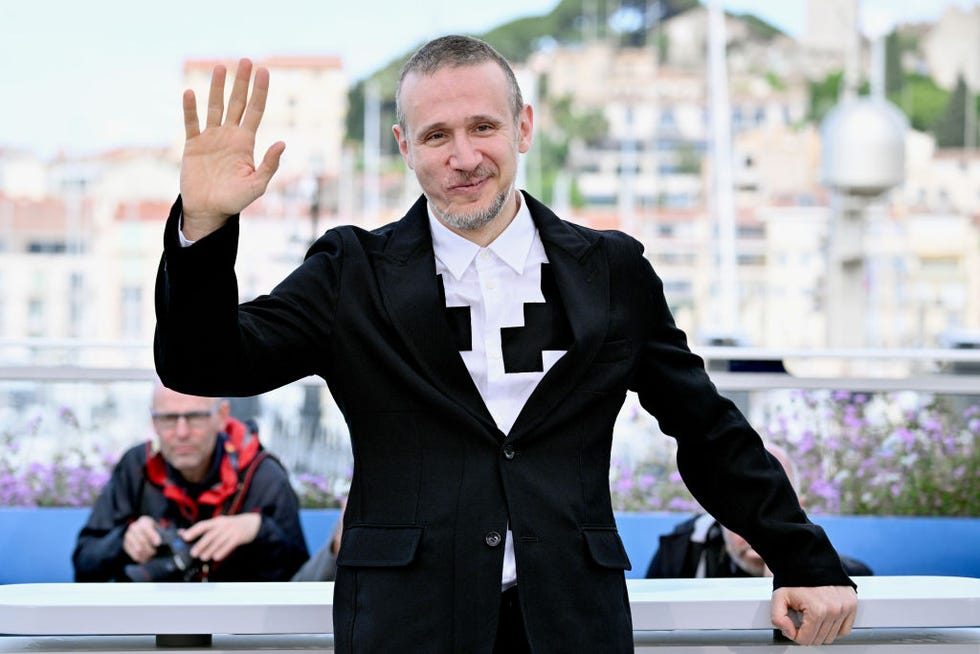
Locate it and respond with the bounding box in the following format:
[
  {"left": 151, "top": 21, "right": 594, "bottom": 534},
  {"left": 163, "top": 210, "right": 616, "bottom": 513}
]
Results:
[
  {"left": 645, "top": 443, "right": 872, "bottom": 579},
  {"left": 72, "top": 380, "right": 309, "bottom": 582}
]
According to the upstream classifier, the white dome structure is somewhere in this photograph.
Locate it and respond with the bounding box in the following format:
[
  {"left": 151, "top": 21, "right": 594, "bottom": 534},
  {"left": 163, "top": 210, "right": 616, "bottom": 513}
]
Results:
[{"left": 820, "top": 96, "right": 907, "bottom": 196}]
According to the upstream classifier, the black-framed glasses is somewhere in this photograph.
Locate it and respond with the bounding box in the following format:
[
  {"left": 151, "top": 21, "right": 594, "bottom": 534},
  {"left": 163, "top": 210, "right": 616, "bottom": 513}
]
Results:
[{"left": 151, "top": 406, "right": 218, "bottom": 431}]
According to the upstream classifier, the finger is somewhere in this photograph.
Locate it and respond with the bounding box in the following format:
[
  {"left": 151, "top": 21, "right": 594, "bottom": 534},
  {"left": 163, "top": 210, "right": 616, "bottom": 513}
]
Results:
[
  {"left": 822, "top": 594, "right": 856, "bottom": 644},
  {"left": 189, "top": 529, "right": 215, "bottom": 560},
  {"left": 183, "top": 89, "right": 200, "bottom": 139},
  {"left": 810, "top": 614, "right": 835, "bottom": 646},
  {"left": 255, "top": 141, "right": 286, "bottom": 186},
  {"left": 241, "top": 66, "right": 270, "bottom": 133},
  {"left": 141, "top": 521, "right": 163, "bottom": 550},
  {"left": 206, "top": 64, "right": 228, "bottom": 128},
  {"left": 180, "top": 522, "right": 205, "bottom": 541},
  {"left": 198, "top": 530, "right": 233, "bottom": 562},
  {"left": 794, "top": 611, "right": 818, "bottom": 646},
  {"left": 822, "top": 612, "right": 846, "bottom": 645},
  {"left": 769, "top": 591, "right": 797, "bottom": 639},
  {"left": 771, "top": 614, "right": 797, "bottom": 641},
  {"left": 839, "top": 605, "right": 857, "bottom": 637},
  {"left": 209, "top": 533, "right": 235, "bottom": 561},
  {"left": 225, "top": 58, "right": 253, "bottom": 126}
]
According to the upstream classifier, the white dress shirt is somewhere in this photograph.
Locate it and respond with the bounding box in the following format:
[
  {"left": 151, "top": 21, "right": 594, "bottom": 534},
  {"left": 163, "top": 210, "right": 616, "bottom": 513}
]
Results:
[{"left": 428, "top": 191, "right": 567, "bottom": 588}]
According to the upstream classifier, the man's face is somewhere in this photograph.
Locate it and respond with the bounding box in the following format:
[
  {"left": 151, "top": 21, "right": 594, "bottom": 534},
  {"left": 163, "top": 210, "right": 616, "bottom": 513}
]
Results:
[
  {"left": 151, "top": 388, "right": 226, "bottom": 483},
  {"left": 722, "top": 528, "right": 771, "bottom": 577},
  {"left": 393, "top": 61, "right": 532, "bottom": 235}
]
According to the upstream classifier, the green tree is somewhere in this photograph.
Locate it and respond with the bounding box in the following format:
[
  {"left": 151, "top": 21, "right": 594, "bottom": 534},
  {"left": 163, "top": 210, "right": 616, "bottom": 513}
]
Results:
[
  {"left": 807, "top": 71, "right": 844, "bottom": 124},
  {"left": 884, "top": 29, "right": 919, "bottom": 97},
  {"left": 527, "top": 96, "right": 608, "bottom": 206},
  {"left": 890, "top": 73, "right": 950, "bottom": 132},
  {"left": 932, "top": 74, "right": 978, "bottom": 148}
]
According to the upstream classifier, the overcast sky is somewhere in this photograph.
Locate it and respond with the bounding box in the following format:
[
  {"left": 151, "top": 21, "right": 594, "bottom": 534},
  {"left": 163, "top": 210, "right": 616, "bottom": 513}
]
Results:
[{"left": 0, "top": 0, "right": 974, "bottom": 157}]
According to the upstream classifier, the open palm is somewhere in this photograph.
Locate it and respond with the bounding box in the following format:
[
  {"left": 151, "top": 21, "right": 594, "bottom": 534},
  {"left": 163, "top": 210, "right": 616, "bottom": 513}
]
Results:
[{"left": 179, "top": 58, "right": 284, "bottom": 240}]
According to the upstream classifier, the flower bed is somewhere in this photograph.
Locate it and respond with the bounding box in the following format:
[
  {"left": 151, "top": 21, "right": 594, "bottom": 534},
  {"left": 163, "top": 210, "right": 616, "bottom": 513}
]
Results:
[
  {"left": 2, "top": 392, "right": 977, "bottom": 515},
  {"left": 610, "top": 391, "right": 978, "bottom": 516}
]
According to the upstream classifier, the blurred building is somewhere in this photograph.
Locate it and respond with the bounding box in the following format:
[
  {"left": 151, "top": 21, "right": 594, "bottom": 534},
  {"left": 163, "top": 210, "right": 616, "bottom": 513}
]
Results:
[
  {"left": 922, "top": 4, "right": 980, "bottom": 91},
  {"left": 181, "top": 56, "right": 349, "bottom": 193},
  {"left": 0, "top": 6, "right": 977, "bottom": 356}
]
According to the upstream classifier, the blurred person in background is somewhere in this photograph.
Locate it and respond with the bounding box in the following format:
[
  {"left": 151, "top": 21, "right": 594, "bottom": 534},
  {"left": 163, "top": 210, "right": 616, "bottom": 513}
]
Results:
[
  {"left": 646, "top": 443, "right": 872, "bottom": 579},
  {"left": 72, "top": 379, "right": 308, "bottom": 582}
]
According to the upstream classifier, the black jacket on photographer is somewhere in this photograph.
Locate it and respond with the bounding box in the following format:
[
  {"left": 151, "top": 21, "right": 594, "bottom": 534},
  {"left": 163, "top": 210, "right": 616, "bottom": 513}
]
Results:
[{"left": 72, "top": 417, "right": 309, "bottom": 582}]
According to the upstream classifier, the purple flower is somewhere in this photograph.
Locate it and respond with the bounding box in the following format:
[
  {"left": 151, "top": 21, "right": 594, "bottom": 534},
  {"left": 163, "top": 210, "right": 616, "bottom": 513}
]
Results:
[{"left": 667, "top": 497, "right": 697, "bottom": 512}]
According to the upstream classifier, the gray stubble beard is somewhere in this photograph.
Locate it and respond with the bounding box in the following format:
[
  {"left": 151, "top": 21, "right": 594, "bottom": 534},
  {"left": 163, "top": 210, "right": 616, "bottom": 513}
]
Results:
[{"left": 429, "top": 186, "right": 512, "bottom": 232}]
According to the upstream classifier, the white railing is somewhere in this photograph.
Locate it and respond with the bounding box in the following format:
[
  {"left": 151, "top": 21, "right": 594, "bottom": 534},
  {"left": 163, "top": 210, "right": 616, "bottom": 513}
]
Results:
[
  {"left": 2, "top": 342, "right": 980, "bottom": 389},
  {"left": 0, "top": 576, "right": 977, "bottom": 651}
]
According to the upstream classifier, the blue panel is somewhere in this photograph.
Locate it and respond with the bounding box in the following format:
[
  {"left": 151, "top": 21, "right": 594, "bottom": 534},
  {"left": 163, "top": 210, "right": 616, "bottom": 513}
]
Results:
[{"left": 0, "top": 508, "right": 976, "bottom": 584}]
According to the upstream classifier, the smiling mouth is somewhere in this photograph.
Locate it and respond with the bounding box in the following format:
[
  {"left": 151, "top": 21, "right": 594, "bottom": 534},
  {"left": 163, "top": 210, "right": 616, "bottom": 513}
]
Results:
[{"left": 449, "top": 177, "right": 487, "bottom": 192}]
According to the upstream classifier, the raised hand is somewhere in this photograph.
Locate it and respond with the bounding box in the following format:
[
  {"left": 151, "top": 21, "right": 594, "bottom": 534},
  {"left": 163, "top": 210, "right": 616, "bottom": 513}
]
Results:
[{"left": 180, "top": 58, "right": 285, "bottom": 240}]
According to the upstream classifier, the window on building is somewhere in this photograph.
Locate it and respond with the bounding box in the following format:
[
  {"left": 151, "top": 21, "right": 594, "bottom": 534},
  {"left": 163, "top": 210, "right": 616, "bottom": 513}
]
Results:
[{"left": 27, "top": 241, "right": 67, "bottom": 254}]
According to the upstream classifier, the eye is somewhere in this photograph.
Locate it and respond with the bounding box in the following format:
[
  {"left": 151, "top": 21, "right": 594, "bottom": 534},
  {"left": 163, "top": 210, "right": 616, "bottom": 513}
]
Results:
[
  {"left": 474, "top": 123, "right": 495, "bottom": 134},
  {"left": 423, "top": 131, "right": 446, "bottom": 143}
]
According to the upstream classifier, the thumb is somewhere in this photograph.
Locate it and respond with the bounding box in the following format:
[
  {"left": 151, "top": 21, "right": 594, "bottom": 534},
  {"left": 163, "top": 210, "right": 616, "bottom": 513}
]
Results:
[
  {"left": 255, "top": 141, "right": 285, "bottom": 187},
  {"left": 770, "top": 590, "right": 801, "bottom": 639}
]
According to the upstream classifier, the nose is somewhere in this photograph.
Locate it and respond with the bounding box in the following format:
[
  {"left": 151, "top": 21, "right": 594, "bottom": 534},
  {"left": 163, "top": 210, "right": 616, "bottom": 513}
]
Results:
[
  {"left": 449, "top": 134, "right": 481, "bottom": 171},
  {"left": 173, "top": 416, "right": 192, "bottom": 436}
]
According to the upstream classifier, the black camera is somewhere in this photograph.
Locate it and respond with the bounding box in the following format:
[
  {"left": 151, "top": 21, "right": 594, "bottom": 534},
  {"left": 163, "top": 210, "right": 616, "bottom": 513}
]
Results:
[{"left": 124, "top": 524, "right": 200, "bottom": 582}]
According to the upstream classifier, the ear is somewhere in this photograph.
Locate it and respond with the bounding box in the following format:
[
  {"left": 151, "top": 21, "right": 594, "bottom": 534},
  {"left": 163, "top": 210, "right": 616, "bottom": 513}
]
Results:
[
  {"left": 392, "top": 124, "right": 414, "bottom": 169},
  {"left": 517, "top": 104, "right": 534, "bottom": 154},
  {"left": 217, "top": 400, "right": 231, "bottom": 422}
]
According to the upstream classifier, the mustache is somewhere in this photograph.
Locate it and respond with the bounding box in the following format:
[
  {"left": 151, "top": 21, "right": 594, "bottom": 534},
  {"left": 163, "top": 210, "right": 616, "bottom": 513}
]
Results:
[{"left": 448, "top": 165, "right": 496, "bottom": 186}]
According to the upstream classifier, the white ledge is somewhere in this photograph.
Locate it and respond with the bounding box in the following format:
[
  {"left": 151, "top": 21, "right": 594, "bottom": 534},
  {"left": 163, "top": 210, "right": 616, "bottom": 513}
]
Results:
[{"left": 0, "top": 576, "right": 977, "bottom": 637}]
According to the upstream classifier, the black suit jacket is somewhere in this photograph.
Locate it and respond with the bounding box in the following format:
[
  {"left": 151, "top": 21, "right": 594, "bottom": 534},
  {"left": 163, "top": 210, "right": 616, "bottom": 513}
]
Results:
[{"left": 155, "top": 191, "right": 854, "bottom": 653}]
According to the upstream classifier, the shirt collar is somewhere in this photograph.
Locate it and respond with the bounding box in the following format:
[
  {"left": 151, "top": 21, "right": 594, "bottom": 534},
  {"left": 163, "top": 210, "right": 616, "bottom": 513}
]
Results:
[{"left": 427, "top": 191, "right": 536, "bottom": 280}]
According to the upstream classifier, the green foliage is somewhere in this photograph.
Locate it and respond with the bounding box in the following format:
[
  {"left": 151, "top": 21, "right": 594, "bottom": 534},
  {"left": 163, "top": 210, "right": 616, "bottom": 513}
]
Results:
[
  {"left": 674, "top": 142, "right": 702, "bottom": 174},
  {"left": 931, "top": 74, "right": 978, "bottom": 148},
  {"left": 765, "top": 71, "right": 786, "bottom": 92},
  {"left": 528, "top": 96, "right": 608, "bottom": 206},
  {"left": 883, "top": 29, "right": 917, "bottom": 97},
  {"left": 889, "top": 73, "right": 951, "bottom": 132},
  {"left": 807, "top": 72, "right": 844, "bottom": 125},
  {"left": 808, "top": 66, "right": 957, "bottom": 138},
  {"left": 729, "top": 12, "right": 785, "bottom": 40}
]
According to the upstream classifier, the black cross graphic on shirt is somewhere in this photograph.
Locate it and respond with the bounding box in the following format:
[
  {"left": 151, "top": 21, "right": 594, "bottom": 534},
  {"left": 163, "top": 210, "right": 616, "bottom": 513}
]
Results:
[{"left": 437, "top": 264, "right": 571, "bottom": 373}]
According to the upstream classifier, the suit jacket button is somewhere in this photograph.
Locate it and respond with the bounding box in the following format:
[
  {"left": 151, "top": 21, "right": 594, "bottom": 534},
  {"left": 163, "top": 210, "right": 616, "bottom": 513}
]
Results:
[
  {"left": 502, "top": 445, "right": 515, "bottom": 460},
  {"left": 485, "top": 531, "right": 502, "bottom": 547}
]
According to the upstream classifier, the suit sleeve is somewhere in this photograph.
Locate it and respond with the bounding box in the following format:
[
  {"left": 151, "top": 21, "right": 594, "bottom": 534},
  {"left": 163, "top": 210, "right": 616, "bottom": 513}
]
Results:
[
  {"left": 619, "top": 236, "right": 855, "bottom": 590},
  {"left": 154, "top": 196, "right": 344, "bottom": 397}
]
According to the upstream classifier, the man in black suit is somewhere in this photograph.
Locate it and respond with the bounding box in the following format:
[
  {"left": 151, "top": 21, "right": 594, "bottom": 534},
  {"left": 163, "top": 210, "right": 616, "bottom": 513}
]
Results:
[{"left": 155, "top": 35, "right": 857, "bottom": 652}]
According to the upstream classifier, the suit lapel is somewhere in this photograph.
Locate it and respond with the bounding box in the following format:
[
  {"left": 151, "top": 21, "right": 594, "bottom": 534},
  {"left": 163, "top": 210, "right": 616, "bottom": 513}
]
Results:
[
  {"left": 372, "top": 197, "right": 499, "bottom": 434},
  {"left": 372, "top": 193, "right": 610, "bottom": 441},
  {"left": 508, "top": 193, "right": 610, "bottom": 440}
]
